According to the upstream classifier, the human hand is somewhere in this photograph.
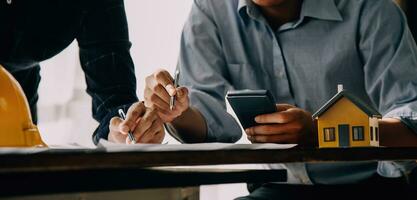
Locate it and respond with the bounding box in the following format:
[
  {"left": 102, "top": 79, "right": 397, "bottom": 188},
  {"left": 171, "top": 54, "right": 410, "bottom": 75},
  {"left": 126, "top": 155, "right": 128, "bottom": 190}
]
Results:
[
  {"left": 245, "top": 104, "right": 315, "bottom": 146},
  {"left": 144, "top": 69, "right": 189, "bottom": 123},
  {"left": 108, "top": 102, "right": 165, "bottom": 144}
]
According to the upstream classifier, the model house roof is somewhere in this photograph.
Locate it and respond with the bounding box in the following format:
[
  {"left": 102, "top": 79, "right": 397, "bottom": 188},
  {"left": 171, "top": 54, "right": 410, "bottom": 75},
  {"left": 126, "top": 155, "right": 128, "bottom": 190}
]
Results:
[{"left": 312, "top": 90, "right": 382, "bottom": 118}]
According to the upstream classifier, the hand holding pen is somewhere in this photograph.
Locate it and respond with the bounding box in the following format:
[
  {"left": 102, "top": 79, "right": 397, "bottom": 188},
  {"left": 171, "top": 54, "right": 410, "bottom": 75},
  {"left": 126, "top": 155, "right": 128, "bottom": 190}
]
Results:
[
  {"left": 118, "top": 109, "right": 136, "bottom": 144},
  {"left": 108, "top": 102, "right": 165, "bottom": 144},
  {"left": 144, "top": 69, "right": 190, "bottom": 123}
]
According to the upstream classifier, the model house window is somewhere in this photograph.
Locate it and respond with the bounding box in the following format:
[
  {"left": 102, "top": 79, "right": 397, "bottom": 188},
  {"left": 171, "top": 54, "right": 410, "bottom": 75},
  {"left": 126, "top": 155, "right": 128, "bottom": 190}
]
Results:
[
  {"left": 370, "top": 127, "right": 374, "bottom": 141},
  {"left": 352, "top": 126, "right": 365, "bottom": 141},
  {"left": 375, "top": 127, "right": 379, "bottom": 141},
  {"left": 323, "top": 128, "right": 336, "bottom": 142}
]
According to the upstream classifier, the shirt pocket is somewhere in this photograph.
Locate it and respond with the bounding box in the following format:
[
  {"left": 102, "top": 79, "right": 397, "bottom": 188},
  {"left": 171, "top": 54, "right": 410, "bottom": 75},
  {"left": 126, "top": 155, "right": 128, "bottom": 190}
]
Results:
[{"left": 227, "top": 63, "right": 268, "bottom": 90}]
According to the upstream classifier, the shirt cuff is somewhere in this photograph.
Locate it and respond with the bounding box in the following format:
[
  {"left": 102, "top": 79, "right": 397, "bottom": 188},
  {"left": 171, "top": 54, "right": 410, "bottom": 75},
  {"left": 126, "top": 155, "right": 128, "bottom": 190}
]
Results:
[
  {"left": 192, "top": 100, "right": 242, "bottom": 143},
  {"left": 384, "top": 108, "right": 417, "bottom": 134}
]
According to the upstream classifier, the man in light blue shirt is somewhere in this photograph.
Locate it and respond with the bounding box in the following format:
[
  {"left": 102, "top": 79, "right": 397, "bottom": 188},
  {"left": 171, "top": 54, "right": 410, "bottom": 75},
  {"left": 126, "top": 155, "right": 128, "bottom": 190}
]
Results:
[{"left": 143, "top": 0, "right": 417, "bottom": 198}]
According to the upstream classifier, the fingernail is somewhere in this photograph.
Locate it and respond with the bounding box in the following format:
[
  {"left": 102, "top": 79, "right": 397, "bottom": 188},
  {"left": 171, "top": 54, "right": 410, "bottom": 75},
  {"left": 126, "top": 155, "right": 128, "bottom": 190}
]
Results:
[
  {"left": 255, "top": 117, "right": 260, "bottom": 123},
  {"left": 166, "top": 84, "right": 176, "bottom": 96}
]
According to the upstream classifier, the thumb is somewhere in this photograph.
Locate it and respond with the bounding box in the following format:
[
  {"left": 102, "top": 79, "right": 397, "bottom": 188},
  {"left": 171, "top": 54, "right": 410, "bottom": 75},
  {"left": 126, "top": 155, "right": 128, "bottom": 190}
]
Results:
[
  {"left": 176, "top": 87, "right": 189, "bottom": 103},
  {"left": 109, "top": 117, "right": 126, "bottom": 135},
  {"left": 120, "top": 102, "right": 146, "bottom": 134}
]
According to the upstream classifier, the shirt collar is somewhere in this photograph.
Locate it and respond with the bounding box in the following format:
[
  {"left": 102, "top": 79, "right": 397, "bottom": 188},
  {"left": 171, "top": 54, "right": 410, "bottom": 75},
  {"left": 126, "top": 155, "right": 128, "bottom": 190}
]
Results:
[
  {"left": 238, "top": 0, "right": 263, "bottom": 21},
  {"left": 238, "top": 0, "right": 343, "bottom": 23},
  {"left": 301, "top": 0, "right": 343, "bottom": 21}
]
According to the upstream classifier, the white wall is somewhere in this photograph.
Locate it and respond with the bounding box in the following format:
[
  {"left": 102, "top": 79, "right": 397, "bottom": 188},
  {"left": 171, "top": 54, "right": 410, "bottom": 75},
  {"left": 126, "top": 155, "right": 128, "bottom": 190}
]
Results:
[
  {"left": 38, "top": 0, "right": 192, "bottom": 146},
  {"left": 126, "top": 0, "right": 193, "bottom": 100}
]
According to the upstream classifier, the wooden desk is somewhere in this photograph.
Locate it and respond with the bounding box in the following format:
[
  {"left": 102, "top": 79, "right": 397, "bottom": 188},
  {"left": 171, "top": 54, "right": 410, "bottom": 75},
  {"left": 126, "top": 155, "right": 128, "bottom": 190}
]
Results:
[{"left": 1, "top": 147, "right": 417, "bottom": 197}]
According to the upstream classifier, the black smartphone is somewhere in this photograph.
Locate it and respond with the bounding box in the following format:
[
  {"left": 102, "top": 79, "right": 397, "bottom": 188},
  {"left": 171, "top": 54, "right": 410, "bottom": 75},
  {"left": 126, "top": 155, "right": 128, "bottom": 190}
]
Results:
[{"left": 226, "top": 90, "right": 277, "bottom": 129}]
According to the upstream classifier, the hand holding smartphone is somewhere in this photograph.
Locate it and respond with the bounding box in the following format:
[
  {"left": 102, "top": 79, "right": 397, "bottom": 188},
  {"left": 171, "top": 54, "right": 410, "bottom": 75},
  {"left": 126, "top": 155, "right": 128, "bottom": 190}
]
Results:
[{"left": 226, "top": 90, "right": 277, "bottom": 129}]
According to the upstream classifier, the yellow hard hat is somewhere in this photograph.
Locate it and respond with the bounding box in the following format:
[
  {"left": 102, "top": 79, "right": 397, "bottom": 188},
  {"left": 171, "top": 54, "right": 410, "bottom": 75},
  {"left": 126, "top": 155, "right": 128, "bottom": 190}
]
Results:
[{"left": 0, "top": 65, "right": 46, "bottom": 147}]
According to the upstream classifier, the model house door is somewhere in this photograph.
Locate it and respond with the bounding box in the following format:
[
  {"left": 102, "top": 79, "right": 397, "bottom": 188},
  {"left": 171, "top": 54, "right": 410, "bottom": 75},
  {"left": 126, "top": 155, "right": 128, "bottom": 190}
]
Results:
[{"left": 338, "top": 124, "right": 350, "bottom": 147}]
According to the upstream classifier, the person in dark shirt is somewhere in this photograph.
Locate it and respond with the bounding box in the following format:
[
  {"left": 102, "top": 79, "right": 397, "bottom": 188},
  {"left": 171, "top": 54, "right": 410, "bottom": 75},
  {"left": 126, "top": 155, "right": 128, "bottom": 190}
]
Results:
[{"left": 0, "top": 0, "right": 164, "bottom": 144}]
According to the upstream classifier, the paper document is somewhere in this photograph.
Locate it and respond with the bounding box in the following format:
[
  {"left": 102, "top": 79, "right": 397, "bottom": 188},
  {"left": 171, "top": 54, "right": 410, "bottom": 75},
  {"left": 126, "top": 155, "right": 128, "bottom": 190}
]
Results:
[
  {"left": 0, "top": 143, "right": 94, "bottom": 155},
  {"left": 0, "top": 147, "right": 49, "bottom": 155},
  {"left": 48, "top": 143, "right": 95, "bottom": 149},
  {"left": 0, "top": 141, "right": 296, "bottom": 154},
  {"left": 98, "top": 139, "right": 296, "bottom": 153}
]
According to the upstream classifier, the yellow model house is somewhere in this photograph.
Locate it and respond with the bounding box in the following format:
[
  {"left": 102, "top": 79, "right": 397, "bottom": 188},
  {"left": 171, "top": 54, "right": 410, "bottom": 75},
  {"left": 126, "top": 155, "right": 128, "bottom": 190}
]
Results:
[{"left": 313, "top": 85, "right": 382, "bottom": 148}]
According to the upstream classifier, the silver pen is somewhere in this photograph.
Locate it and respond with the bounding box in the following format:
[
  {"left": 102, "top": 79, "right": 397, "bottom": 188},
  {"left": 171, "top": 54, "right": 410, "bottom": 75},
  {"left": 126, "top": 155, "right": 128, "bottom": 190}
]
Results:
[
  {"left": 170, "top": 69, "right": 180, "bottom": 110},
  {"left": 118, "top": 109, "right": 137, "bottom": 144}
]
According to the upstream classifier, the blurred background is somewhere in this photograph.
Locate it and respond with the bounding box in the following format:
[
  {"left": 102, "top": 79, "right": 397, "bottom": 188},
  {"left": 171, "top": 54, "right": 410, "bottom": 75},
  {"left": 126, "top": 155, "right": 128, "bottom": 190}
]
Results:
[{"left": 36, "top": 0, "right": 416, "bottom": 199}]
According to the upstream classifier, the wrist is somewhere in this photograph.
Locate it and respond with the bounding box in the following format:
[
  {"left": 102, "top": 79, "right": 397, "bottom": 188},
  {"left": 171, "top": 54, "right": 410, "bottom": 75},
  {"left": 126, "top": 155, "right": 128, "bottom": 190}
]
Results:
[
  {"left": 172, "top": 106, "right": 192, "bottom": 124},
  {"left": 164, "top": 107, "right": 193, "bottom": 143},
  {"left": 168, "top": 106, "right": 208, "bottom": 143},
  {"left": 164, "top": 123, "right": 185, "bottom": 143}
]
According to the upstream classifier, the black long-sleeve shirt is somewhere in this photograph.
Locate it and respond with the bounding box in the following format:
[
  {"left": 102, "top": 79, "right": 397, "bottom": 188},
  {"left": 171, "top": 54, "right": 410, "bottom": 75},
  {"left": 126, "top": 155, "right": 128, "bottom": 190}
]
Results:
[{"left": 0, "top": 0, "right": 138, "bottom": 144}]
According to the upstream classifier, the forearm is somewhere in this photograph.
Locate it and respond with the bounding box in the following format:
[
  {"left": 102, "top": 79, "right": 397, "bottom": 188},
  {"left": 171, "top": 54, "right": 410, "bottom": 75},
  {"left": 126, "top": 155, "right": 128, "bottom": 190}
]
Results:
[
  {"left": 379, "top": 118, "right": 417, "bottom": 147},
  {"left": 169, "top": 107, "right": 207, "bottom": 143}
]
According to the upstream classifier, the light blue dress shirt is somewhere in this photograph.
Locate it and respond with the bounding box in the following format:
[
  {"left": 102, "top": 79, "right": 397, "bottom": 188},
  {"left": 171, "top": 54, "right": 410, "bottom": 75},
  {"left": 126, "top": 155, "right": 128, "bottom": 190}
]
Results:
[{"left": 177, "top": 0, "right": 417, "bottom": 184}]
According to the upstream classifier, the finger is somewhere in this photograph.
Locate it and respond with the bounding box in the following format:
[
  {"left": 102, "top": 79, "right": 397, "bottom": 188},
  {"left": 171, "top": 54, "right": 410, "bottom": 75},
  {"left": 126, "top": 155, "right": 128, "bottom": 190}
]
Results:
[
  {"left": 249, "top": 133, "right": 297, "bottom": 144},
  {"left": 255, "top": 109, "right": 300, "bottom": 124},
  {"left": 146, "top": 127, "right": 166, "bottom": 144},
  {"left": 246, "top": 125, "right": 286, "bottom": 136},
  {"left": 147, "top": 91, "right": 170, "bottom": 111},
  {"left": 171, "top": 88, "right": 189, "bottom": 112},
  {"left": 126, "top": 137, "right": 135, "bottom": 144},
  {"left": 140, "top": 119, "right": 164, "bottom": 143},
  {"left": 154, "top": 70, "right": 176, "bottom": 96},
  {"left": 149, "top": 84, "right": 171, "bottom": 104},
  {"left": 109, "top": 117, "right": 124, "bottom": 134},
  {"left": 153, "top": 104, "right": 173, "bottom": 116},
  {"left": 176, "top": 87, "right": 189, "bottom": 104},
  {"left": 147, "top": 101, "right": 177, "bottom": 122},
  {"left": 276, "top": 104, "right": 296, "bottom": 112},
  {"left": 150, "top": 131, "right": 166, "bottom": 144},
  {"left": 246, "top": 122, "right": 302, "bottom": 136},
  {"left": 161, "top": 70, "right": 174, "bottom": 82},
  {"left": 108, "top": 131, "right": 127, "bottom": 144},
  {"left": 108, "top": 117, "right": 129, "bottom": 143},
  {"left": 155, "top": 109, "right": 176, "bottom": 123},
  {"left": 133, "top": 109, "right": 159, "bottom": 139},
  {"left": 120, "top": 102, "right": 146, "bottom": 134}
]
